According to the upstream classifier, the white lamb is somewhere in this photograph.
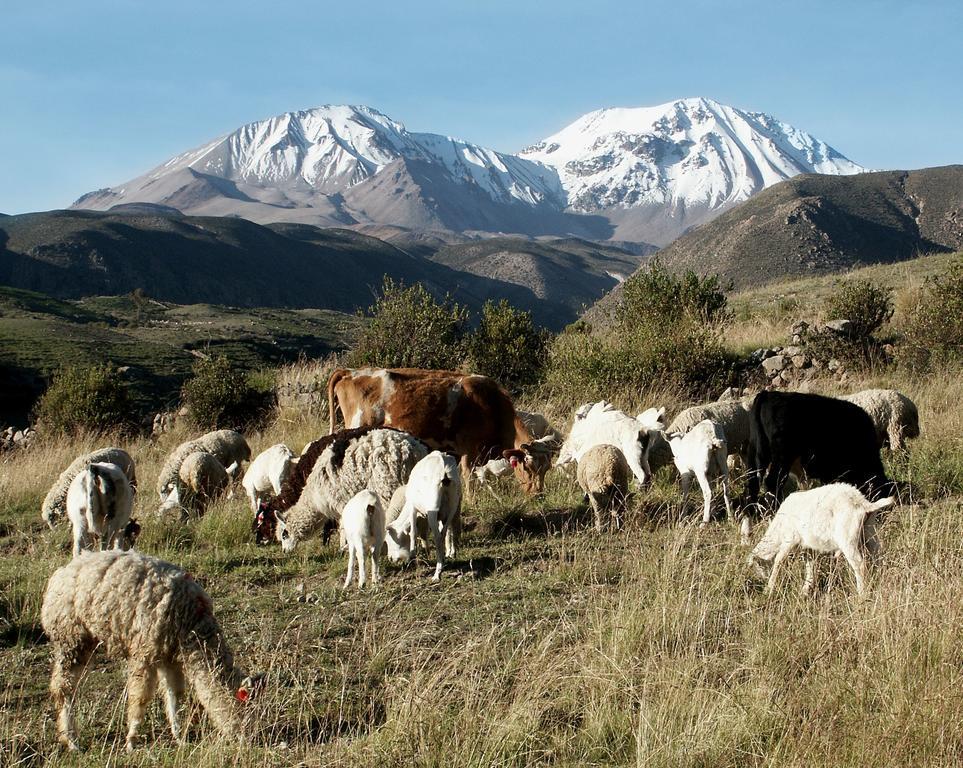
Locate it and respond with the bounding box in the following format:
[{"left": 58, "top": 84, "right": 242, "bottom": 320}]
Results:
[
  {"left": 385, "top": 451, "right": 462, "bottom": 580},
  {"left": 66, "top": 462, "right": 136, "bottom": 557},
  {"left": 841, "top": 389, "right": 920, "bottom": 451},
  {"left": 242, "top": 443, "right": 296, "bottom": 511},
  {"left": 41, "top": 447, "right": 136, "bottom": 529},
  {"left": 576, "top": 444, "right": 631, "bottom": 532},
  {"left": 341, "top": 490, "right": 386, "bottom": 588},
  {"left": 749, "top": 483, "right": 895, "bottom": 595},
  {"left": 41, "top": 550, "right": 262, "bottom": 751},
  {"left": 666, "top": 419, "right": 735, "bottom": 529},
  {"left": 556, "top": 401, "right": 666, "bottom": 485},
  {"left": 158, "top": 451, "right": 230, "bottom": 518},
  {"left": 156, "top": 430, "right": 250, "bottom": 503}
]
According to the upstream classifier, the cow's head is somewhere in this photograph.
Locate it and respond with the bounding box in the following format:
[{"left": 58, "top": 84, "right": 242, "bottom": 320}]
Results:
[
  {"left": 253, "top": 501, "right": 277, "bottom": 546},
  {"left": 503, "top": 439, "right": 556, "bottom": 495}
]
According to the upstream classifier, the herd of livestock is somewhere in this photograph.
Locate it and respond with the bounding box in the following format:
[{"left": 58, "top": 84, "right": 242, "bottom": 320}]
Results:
[{"left": 29, "top": 366, "right": 921, "bottom": 751}]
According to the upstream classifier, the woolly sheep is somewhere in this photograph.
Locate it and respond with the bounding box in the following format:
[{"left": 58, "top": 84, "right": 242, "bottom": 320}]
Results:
[
  {"left": 41, "top": 447, "right": 136, "bottom": 529},
  {"left": 66, "top": 462, "right": 135, "bottom": 557},
  {"left": 749, "top": 483, "right": 895, "bottom": 595},
  {"left": 269, "top": 428, "right": 429, "bottom": 552},
  {"left": 159, "top": 451, "right": 229, "bottom": 518},
  {"left": 645, "top": 398, "right": 753, "bottom": 477},
  {"left": 242, "top": 443, "right": 296, "bottom": 511},
  {"left": 41, "top": 550, "right": 262, "bottom": 751},
  {"left": 841, "top": 389, "right": 920, "bottom": 451},
  {"left": 341, "top": 490, "right": 386, "bottom": 588},
  {"left": 156, "top": 430, "right": 250, "bottom": 503},
  {"left": 517, "top": 410, "right": 563, "bottom": 447},
  {"left": 576, "top": 444, "right": 630, "bottom": 532},
  {"left": 666, "top": 420, "right": 735, "bottom": 529},
  {"left": 557, "top": 401, "right": 666, "bottom": 485},
  {"left": 385, "top": 451, "right": 462, "bottom": 580}
]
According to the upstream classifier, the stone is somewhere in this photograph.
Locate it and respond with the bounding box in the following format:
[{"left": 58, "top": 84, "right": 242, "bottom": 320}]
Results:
[
  {"left": 827, "top": 358, "right": 841, "bottom": 372},
  {"left": 791, "top": 354, "right": 808, "bottom": 369},
  {"left": 762, "top": 355, "right": 788, "bottom": 374},
  {"left": 823, "top": 319, "right": 853, "bottom": 336},
  {"left": 783, "top": 345, "right": 804, "bottom": 357}
]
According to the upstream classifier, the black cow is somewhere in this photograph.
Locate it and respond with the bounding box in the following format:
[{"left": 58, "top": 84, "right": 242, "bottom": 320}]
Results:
[{"left": 747, "top": 390, "right": 893, "bottom": 507}]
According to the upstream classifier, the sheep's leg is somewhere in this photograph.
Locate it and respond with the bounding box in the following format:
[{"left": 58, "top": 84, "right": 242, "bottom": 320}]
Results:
[
  {"left": 840, "top": 542, "right": 869, "bottom": 595},
  {"left": 344, "top": 546, "right": 356, "bottom": 589},
  {"left": 159, "top": 663, "right": 187, "bottom": 745},
  {"left": 591, "top": 492, "right": 604, "bottom": 532},
  {"left": 409, "top": 502, "right": 419, "bottom": 561},
  {"left": 695, "top": 470, "right": 713, "bottom": 526},
  {"left": 801, "top": 554, "right": 818, "bottom": 596},
  {"left": 369, "top": 544, "right": 380, "bottom": 585},
  {"left": 125, "top": 661, "right": 158, "bottom": 751},
  {"left": 717, "top": 453, "right": 734, "bottom": 522},
  {"left": 51, "top": 642, "right": 94, "bottom": 751},
  {"left": 765, "top": 544, "right": 794, "bottom": 594},
  {"left": 429, "top": 510, "right": 444, "bottom": 581},
  {"left": 357, "top": 542, "right": 368, "bottom": 588}
]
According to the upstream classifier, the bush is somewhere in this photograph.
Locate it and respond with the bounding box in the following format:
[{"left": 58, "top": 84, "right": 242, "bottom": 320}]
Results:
[
  {"left": 824, "top": 278, "right": 894, "bottom": 340},
  {"left": 181, "top": 354, "right": 273, "bottom": 430},
  {"left": 902, "top": 257, "right": 963, "bottom": 367},
  {"left": 543, "top": 264, "right": 736, "bottom": 408},
  {"left": 350, "top": 278, "right": 470, "bottom": 370},
  {"left": 468, "top": 300, "right": 550, "bottom": 393},
  {"left": 34, "top": 364, "right": 134, "bottom": 435}
]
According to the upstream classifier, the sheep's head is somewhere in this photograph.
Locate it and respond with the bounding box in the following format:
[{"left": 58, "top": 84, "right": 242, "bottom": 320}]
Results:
[
  {"left": 384, "top": 518, "right": 413, "bottom": 563},
  {"left": 274, "top": 511, "right": 297, "bottom": 552},
  {"left": 253, "top": 502, "right": 277, "bottom": 546}
]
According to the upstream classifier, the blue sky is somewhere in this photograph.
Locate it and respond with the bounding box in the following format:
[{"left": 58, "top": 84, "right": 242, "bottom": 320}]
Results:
[{"left": 2, "top": 0, "right": 961, "bottom": 214}]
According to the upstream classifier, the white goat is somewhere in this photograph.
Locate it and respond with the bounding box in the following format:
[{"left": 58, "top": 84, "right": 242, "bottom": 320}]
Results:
[
  {"left": 242, "top": 444, "right": 296, "bottom": 511},
  {"left": 341, "top": 490, "right": 386, "bottom": 588},
  {"left": 66, "top": 462, "right": 136, "bottom": 557},
  {"left": 666, "top": 420, "right": 734, "bottom": 529},
  {"left": 385, "top": 451, "right": 462, "bottom": 580},
  {"left": 749, "top": 483, "right": 895, "bottom": 595},
  {"left": 557, "top": 401, "right": 666, "bottom": 485}
]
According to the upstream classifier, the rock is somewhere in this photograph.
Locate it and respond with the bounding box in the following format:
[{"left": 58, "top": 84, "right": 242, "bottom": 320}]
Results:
[
  {"left": 791, "top": 354, "right": 809, "bottom": 369},
  {"left": 783, "top": 345, "right": 804, "bottom": 357},
  {"left": 762, "top": 355, "right": 788, "bottom": 375},
  {"left": 827, "top": 358, "right": 841, "bottom": 372},
  {"left": 13, "top": 430, "right": 24, "bottom": 443},
  {"left": 823, "top": 319, "right": 854, "bottom": 336}
]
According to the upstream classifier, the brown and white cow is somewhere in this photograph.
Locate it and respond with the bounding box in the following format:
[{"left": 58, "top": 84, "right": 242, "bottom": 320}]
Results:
[{"left": 327, "top": 367, "right": 554, "bottom": 494}]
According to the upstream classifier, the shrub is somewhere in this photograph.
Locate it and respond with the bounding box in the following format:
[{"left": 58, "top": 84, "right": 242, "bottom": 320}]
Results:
[
  {"left": 902, "top": 257, "right": 963, "bottom": 367},
  {"left": 181, "top": 354, "right": 273, "bottom": 430},
  {"left": 618, "top": 261, "right": 731, "bottom": 330},
  {"left": 349, "top": 277, "right": 470, "bottom": 370},
  {"left": 824, "top": 278, "right": 894, "bottom": 340},
  {"left": 34, "top": 364, "right": 134, "bottom": 435},
  {"left": 468, "top": 300, "right": 550, "bottom": 393}
]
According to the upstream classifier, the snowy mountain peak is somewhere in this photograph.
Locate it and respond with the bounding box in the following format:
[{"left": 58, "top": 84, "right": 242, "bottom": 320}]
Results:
[{"left": 520, "top": 97, "right": 865, "bottom": 212}]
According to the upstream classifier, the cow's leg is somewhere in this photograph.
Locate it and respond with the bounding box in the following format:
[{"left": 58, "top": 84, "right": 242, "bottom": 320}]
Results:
[{"left": 126, "top": 660, "right": 158, "bottom": 751}]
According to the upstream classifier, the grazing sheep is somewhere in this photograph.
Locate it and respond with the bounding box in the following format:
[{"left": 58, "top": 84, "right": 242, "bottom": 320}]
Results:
[
  {"left": 517, "top": 410, "right": 563, "bottom": 447},
  {"left": 749, "top": 483, "right": 895, "bottom": 595},
  {"left": 666, "top": 420, "right": 735, "bottom": 529},
  {"left": 66, "top": 462, "right": 136, "bottom": 557},
  {"left": 576, "top": 444, "right": 631, "bottom": 532},
  {"left": 159, "top": 451, "right": 229, "bottom": 518},
  {"left": 341, "top": 490, "right": 386, "bottom": 588},
  {"left": 41, "top": 550, "right": 262, "bottom": 751},
  {"left": 385, "top": 451, "right": 462, "bottom": 580},
  {"left": 472, "top": 456, "right": 515, "bottom": 484},
  {"left": 645, "top": 398, "right": 753, "bottom": 477},
  {"left": 242, "top": 444, "right": 296, "bottom": 511},
  {"left": 557, "top": 401, "right": 666, "bottom": 485},
  {"left": 258, "top": 427, "right": 429, "bottom": 552},
  {"left": 841, "top": 389, "right": 920, "bottom": 451},
  {"left": 41, "top": 447, "right": 136, "bottom": 529},
  {"left": 156, "top": 430, "right": 250, "bottom": 503}
]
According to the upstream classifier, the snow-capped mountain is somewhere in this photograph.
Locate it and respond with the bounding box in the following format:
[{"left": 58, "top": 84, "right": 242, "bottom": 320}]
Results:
[
  {"left": 73, "top": 99, "right": 865, "bottom": 245},
  {"left": 521, "top": 97, "right": 864, "bottom": 213}
]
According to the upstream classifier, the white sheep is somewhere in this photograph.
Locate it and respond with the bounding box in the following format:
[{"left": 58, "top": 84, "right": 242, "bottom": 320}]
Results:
[
  {"left": 40, "top": 550, "right": 262, "bottom": 751},
  {"left": 66, "top": 462, "right": 136, "bottom": 557},
  {"left": 517, "top": 409, "right": 563, "bottom": 446},
  {"left": 269, "top": 428, "right": 429, "bottom": 552},
  {"left": 158, "top": 451, "right": 230, "bottom": 518},
  {"left": 645, "top": 397, "right": 753, "bottom": 477},
  {"left": 341, "top": 490, "right": 386, "bottom": 588},
  {"left": 41, "top": 447, "right": 136, "bottom": 529},
  {"left": 242, "top": 443, "right": 296, "bottom": 511},
  {"left": 556, "top": 401, "right": 666, "bottom": 485},
  {"left": 841, "top": 389, "right": 920, "bottom": 451},
  {"left": 156, "top": 430, "right": 250, "bottom": 503},
  {"left": 385, "top": 451, "right": 462, "bottom": 580},
  {"left": 666, "top": 419, "right": 734, "bottom": 528},
  {"left": 576, "top": 444, "right": 631, "bottom": 532},
  {"left": 749, "top": 483, "right": 895, "bottom": 595}
]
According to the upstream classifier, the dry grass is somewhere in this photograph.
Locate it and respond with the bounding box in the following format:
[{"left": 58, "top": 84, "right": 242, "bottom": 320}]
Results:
[{"left": 2, "top": 254, "right": 963, "bottom": 766}]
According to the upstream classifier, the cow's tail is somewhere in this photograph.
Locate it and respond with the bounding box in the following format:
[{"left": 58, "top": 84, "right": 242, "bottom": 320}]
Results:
[{"left": 327, "top": 368, "right": 351, "bottom": 435}]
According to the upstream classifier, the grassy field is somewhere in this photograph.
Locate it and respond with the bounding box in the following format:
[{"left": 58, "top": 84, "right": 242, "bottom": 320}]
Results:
[{"left": 2, "top": 255, "right": 962, "bottom": 766}]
